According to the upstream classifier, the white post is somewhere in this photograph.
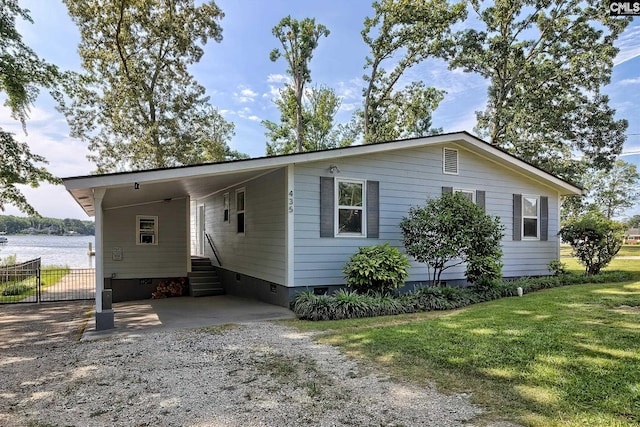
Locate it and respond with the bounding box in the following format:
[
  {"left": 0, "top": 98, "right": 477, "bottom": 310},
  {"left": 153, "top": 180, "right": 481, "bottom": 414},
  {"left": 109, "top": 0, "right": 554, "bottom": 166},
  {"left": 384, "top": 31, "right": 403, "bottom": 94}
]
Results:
[
  {"left": 285, "top": 164, "right": 295, "bottom": 287},
  {"left": 94, "top": 188, "right": 105, "bottom": 314},
  {"left": 93, "top": 188, "right": 113, "bottom": 330}
]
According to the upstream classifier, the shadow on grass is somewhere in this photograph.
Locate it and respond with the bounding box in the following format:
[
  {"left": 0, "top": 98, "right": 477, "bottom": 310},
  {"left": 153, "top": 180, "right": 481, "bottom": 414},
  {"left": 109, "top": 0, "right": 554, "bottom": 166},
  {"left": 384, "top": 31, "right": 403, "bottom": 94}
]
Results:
[{"left": 315, "top": 280, "right": 640, "bottom": 426}]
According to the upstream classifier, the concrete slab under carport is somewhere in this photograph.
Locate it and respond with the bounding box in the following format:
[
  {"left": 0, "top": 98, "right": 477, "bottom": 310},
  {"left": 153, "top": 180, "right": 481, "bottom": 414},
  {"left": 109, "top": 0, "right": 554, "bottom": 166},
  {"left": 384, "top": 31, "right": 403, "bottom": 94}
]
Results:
[{"left": 82, "top": 295, "right": 295, "bottom": 340}]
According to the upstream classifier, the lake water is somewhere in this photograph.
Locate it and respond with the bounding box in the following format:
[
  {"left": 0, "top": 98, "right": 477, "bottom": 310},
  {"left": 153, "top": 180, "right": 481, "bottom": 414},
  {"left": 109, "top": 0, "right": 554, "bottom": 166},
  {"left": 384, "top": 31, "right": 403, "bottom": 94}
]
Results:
[{"left": 0, "top": 235, "right": 95, "bottom": 268}]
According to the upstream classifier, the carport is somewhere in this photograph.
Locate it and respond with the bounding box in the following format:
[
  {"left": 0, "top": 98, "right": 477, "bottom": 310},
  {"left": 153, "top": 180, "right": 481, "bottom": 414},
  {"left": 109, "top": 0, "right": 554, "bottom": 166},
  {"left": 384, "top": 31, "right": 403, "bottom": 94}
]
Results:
[{"left": 63, "top": 157, "right": 292, "bottom": 331}]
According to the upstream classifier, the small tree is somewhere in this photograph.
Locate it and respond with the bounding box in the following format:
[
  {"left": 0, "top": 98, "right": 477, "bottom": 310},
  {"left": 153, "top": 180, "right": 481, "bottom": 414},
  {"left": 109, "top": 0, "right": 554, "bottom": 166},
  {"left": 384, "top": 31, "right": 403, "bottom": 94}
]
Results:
[
  {"left": 559, "top": 210, "right": 625, "bottom": 275},
  {"left": 343, "top": 243, "right": 410, "bottom": 295},
  {"left": 400, "top": 192, "right": 504, "bottom": 285}
]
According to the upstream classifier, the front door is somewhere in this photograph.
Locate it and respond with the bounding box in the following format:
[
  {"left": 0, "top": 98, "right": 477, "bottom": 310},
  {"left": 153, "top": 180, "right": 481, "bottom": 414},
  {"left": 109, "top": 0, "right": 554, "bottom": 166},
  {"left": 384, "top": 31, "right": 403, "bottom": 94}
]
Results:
[{"left": 197, "top": 205, "right": 205, "bottom": 256}]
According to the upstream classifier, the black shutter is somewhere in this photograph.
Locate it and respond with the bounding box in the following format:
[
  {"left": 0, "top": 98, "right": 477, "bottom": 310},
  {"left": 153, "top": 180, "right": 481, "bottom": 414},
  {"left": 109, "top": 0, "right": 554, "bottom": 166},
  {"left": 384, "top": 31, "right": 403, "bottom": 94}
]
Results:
[
  {"left": 320, "top": 177, "right": 334, "bottom": 237},
  {"left": 476, "top": 190, "right": 486, "bottom": 210},
  {"left": 513, "top": 194, "right": 522, "bottom": 241},
  {"left": 442, "top": 186, "right": 453, "bottom": 194},
  {"left": 540, "top": 196, "right": 548, "bottom": 241},
  {"left": 367, "top": 181, "right": 379, "bottom": 238}
]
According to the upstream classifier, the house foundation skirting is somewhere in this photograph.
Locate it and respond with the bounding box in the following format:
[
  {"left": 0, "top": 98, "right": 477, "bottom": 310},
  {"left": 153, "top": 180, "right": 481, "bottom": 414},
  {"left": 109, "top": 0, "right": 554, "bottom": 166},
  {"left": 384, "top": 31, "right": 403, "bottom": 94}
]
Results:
[
  {"left": 105, "top": 277, "right": 187, "bottom": 303},
  {"left": 215, "top": 268, "right": 293, "bottom": 307}
]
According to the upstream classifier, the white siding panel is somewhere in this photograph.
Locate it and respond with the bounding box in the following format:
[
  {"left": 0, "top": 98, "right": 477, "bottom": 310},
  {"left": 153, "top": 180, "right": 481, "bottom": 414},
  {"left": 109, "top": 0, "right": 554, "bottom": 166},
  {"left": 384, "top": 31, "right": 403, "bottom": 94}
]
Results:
[
  {"left": 202, "top": 168, "right": 286, "bottom": 284},
  {"left": 293, "top": 145, "right": 561, "bottom": 286},
  {"left": 104, "top": 198, "right": 188, "bottom": 279}
]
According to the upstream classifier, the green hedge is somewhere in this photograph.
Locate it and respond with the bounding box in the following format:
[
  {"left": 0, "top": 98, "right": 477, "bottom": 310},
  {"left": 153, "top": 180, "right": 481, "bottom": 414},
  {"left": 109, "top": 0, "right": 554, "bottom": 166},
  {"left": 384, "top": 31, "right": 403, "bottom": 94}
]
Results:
[{"left": 292, "top": 271, "right": 634, "bottom": 321}]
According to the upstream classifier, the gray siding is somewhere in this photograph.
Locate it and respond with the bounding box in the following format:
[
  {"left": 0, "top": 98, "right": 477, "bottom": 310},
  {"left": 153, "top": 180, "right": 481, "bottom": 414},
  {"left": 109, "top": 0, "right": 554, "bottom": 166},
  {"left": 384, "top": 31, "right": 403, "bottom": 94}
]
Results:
[
  {"left": 103, "top": 198, "right": 188, "bottom": 279},
  {"left": 201, "top": 168, "right": 286, "bottom": 285},
  {"left": 293, "top": 145, "right": 560, "bottom": 286}
]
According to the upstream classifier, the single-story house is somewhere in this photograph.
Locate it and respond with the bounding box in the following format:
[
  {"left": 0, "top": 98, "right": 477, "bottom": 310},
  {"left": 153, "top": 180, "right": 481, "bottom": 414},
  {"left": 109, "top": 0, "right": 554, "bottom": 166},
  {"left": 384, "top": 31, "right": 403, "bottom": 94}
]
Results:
[
  {"left": 63, "top": 131, "right": 582, "bottom": 330},
  {"left": 625, "top": 228, "right": 640, "bottom": 244}
]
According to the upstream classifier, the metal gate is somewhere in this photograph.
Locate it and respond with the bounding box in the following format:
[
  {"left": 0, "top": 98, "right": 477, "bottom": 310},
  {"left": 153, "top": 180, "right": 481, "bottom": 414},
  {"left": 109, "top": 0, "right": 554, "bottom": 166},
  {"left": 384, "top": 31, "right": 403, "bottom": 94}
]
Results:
[{"left": 0, "top": 258, "right": 95, "bottom": 304}]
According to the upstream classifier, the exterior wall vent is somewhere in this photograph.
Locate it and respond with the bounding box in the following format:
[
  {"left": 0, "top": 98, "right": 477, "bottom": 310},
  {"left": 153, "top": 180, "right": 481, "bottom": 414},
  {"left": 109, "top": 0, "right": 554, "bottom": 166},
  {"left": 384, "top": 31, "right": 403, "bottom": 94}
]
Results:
[{"left": 443, "top": 147, "right": 459, "bottom": 175}]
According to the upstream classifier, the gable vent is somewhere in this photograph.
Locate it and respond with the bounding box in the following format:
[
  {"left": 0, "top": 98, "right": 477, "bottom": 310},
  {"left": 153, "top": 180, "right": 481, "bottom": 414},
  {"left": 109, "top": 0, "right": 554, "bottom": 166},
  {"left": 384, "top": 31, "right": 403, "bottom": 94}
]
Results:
[{"left": 443, "top": 148, "right": 458, "bottom": 175}]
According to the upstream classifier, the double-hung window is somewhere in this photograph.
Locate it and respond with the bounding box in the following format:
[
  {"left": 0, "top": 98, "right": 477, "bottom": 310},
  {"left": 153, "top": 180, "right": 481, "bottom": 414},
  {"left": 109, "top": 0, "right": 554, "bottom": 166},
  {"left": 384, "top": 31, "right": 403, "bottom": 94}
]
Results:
[
  {"left": 455, "top": 189, "right": 475, "bottom": 202},
  {"left": 136, "top": 215, "right": 158, "bottom": 245},
  {"left": 336, "top": 179, "right": 365, "bottom": 236},
  {"left": 522, "top": 195, "right": 539, "bottom": 239}
]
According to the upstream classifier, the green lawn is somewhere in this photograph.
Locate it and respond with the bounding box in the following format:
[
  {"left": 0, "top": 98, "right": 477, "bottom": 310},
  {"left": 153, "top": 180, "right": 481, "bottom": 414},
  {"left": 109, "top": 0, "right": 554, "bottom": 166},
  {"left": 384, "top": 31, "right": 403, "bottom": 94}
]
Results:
[
  {"left": 287, "top": 259, "right": 640, "bottom": 426},
  {"left": 561, "top": 244, "right": 640, "bottom": 258}
]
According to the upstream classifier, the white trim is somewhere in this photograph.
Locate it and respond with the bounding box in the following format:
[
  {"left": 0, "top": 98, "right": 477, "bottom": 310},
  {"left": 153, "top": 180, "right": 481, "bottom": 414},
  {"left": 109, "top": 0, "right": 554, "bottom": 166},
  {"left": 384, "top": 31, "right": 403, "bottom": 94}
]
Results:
[
  {"left": 454, "top": 188, "right": 475, "bottom": 202},
  {"left": 521, "top": 194, "right": 540, "bottom": 240},
  {"left": 285, "top": 165, "right": 295, "bottom": 287},
  {"left": 236, "top": 187, "right": 245, "bottom": 235},
  {"left": 334, "top": 178, "right": 367, "bottom": 237}
]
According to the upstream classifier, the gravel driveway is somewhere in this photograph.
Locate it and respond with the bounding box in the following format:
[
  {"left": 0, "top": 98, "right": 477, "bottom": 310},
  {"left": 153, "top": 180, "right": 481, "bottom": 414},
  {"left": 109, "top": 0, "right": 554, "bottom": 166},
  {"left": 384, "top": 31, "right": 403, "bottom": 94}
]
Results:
[{"left": 0, "top": 302, "right": 505, "bottom": 426}]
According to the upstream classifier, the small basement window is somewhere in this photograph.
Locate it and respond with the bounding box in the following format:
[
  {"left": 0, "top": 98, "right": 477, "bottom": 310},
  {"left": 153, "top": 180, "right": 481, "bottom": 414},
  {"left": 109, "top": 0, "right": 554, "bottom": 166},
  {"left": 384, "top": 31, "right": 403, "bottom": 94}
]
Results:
[{"left": 136, "top": 215, "right": 158, "bottom": 245}]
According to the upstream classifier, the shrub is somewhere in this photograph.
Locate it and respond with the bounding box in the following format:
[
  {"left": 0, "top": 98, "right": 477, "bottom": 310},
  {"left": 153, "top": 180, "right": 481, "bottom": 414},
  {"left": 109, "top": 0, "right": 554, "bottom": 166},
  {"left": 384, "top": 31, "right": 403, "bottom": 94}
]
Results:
[
  {"left": 559, "top": 211, "right": 625, "bottom": 275},
  {"left": 0, "top": 254, "right": 17, "bottom": 267},
  {"left": 333, "top": 289, "right": 372, "bottom": 319},
  {"left": 547, "top": 260, "right": 568, "bottom": 276},
  {"left": 2, "top": 283, "right": 31, "bottom": 296},
  {"left": 293, "top": 291, "right": 335, "bottom": 321},
  {"left": 400, "top": 192, "right": 504, "bottom": 285},
  {"left": 291, "top": 271, "right": 634, "bottom": 321},
  {"left": 343, "top": 243, "right": 410, "bottom": 295}
]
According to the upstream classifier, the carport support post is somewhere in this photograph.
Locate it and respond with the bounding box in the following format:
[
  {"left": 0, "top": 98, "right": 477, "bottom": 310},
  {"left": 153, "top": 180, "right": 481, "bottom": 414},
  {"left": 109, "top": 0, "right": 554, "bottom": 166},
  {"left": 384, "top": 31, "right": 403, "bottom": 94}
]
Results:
[{"left": 93, "top": 188, "right": 114, "bottom": 330}]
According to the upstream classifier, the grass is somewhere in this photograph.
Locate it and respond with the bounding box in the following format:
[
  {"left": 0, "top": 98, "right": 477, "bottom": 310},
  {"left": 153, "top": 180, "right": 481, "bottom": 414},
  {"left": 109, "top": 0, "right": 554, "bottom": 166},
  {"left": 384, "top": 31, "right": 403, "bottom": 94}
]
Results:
[
  {"left": 561, "top": 244, "right": 640, "bottom": 258},
  {"left": 0, "top": 266, "right": 69, "bottom": 302},
  {"left": 286, "top": 258, "right": 640, "bottom": 426}
]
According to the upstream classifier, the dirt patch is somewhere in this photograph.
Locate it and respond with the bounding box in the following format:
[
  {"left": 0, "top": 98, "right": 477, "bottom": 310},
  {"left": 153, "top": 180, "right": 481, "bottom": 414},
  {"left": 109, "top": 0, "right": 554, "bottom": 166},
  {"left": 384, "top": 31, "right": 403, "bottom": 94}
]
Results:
[{"left": 0, "top": 304, "right": 518, "bottom": 426}]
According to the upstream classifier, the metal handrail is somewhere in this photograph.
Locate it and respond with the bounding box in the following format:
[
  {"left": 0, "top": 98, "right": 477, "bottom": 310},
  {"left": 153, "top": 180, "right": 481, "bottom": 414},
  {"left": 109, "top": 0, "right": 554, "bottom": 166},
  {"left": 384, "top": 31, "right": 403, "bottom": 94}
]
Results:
[{"left": 204, "top": 232, "right": 222, "bottom": 266}]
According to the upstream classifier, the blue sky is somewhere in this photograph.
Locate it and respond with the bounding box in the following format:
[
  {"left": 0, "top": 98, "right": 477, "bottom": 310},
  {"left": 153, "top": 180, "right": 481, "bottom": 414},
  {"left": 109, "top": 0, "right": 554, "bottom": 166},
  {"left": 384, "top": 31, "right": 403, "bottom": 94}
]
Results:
[{"left": 1, "top": 1, "right": 639, "bottom": 219}]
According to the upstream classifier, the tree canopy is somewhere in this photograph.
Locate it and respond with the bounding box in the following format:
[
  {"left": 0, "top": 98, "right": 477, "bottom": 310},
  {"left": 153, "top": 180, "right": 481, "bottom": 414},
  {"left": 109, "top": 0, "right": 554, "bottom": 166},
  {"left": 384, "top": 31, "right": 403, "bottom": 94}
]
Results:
[
  {"left": 264, "top": 85, "right": 356, "bottom": 155},
  {"left": 269, "top": 16, "right": 330, "bottom": 153},
  {"left": 360, "top": 0, "right": 466, "bottom": 143},
  {"left": 0, "top": 0, "right": 60, "bottom": 216},
  {"left": 447, "top": 0, "right": 630, "bottom": 180},
  {"left": 60, "top": 0, "right": 241, "bottom": 173},
  {"left": 586, "top": 160, "right": 640, "bottom": 219}
]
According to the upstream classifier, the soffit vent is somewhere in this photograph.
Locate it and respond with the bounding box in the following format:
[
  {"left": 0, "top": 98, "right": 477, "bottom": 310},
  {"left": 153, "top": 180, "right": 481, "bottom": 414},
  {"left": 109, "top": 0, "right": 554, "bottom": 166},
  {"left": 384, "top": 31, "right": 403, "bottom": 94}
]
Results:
[{"left": 443, "top": 148, "right": 459, "bottom": 175}]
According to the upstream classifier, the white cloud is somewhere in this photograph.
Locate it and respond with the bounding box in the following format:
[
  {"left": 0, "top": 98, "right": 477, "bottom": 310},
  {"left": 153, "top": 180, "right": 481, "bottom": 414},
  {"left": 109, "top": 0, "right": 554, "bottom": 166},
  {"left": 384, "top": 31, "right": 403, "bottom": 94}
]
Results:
[
  {"left": 338, "top": 102, "right": 359, "bottom": 113},
  {"left": 620, "top": 78, "right": 640, "bottom": 85},
  {"left": 267, "top": 74, "right": 289, "bottom": 84},
  {"left": 247, "top": 115, "right": 261, "bottom": 122},
  {"left": 335, "top": 78, "right": 362, "bottom": 101},
  {"left": 614, "top": 24, "right": 640, "bottom": 66},
  {"left": 233, "top": 85, "right": 258, "bottom": 103}
]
